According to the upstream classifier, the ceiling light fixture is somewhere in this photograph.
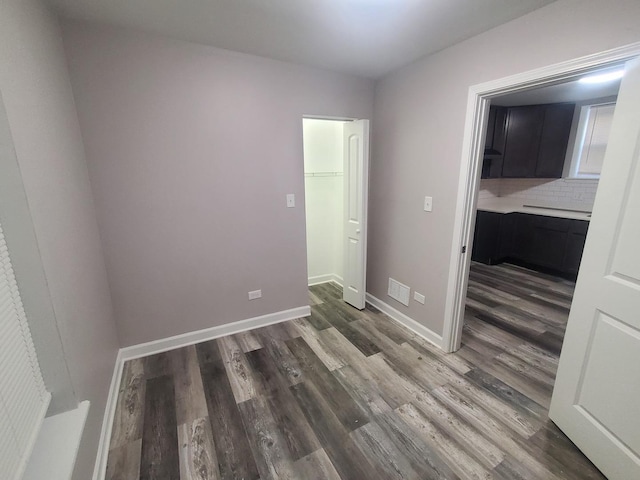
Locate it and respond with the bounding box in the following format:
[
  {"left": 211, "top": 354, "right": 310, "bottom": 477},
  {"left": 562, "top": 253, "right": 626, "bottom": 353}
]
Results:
[{"left": 579, "top": 69, "right": 624, "bottom": 84}]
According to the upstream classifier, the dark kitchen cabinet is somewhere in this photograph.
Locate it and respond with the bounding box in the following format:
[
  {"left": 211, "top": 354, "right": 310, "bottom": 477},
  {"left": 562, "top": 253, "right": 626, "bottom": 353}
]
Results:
[
  {"left": 563, "top": 220, "right": 589, "bottom": 275},
  {"left": 482, "top": 106, "right": 507, "bottom": 179},
  {"left": 500, "top": 103, "right": 575, "bottom": 179},
  {"left": 475, "top": 211, "right": 589, "bottom": 278},
  {"left": 472, "top": 211, "right": 503, "bottom": 264},
  {"left": 525, "top": 215, "right": 572, "bottom": 268},
  {"left": 501, "top": 106, "right": 545, "bottom": 178},
  {"left": 536, "top": 104, "right": 576, "bottom": 177}
]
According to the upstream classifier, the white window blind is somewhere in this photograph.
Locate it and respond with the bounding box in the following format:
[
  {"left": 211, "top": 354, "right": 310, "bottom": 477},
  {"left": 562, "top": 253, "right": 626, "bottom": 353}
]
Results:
[{"left": 0, "top": 222, "right": 50, "bottom": 479}]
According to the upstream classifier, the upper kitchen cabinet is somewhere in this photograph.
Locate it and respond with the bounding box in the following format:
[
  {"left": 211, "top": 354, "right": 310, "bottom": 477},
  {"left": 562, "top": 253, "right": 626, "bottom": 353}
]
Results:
[
  {"left": 501, "top": 105, "right": 545, "bottom": 177},
  {"left": 482, "top": 106, "right": 507, "bottom": 178},
  {"left": 536, "top": 104, "right": 576, "bottom": 177},
  {"left": 501, "top": 103, "right": 575, "bottom": 178}
]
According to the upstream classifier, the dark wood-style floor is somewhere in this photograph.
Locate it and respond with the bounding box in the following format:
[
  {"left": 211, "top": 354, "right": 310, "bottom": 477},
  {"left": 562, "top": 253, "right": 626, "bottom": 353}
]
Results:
[{"left": 106, "top": 263, "right": 605, "bottom": 480}]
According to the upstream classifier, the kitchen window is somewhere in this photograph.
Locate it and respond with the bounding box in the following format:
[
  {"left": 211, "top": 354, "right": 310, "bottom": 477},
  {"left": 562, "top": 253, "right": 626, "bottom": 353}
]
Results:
[{"left": 567, "top": 102, "right": 616, "bottom": 179}]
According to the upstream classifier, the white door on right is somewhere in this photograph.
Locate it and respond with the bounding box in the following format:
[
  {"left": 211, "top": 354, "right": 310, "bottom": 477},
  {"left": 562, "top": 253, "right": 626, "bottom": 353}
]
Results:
[{"left": 549, "top": 58, "right": 640, "bottom": 479}]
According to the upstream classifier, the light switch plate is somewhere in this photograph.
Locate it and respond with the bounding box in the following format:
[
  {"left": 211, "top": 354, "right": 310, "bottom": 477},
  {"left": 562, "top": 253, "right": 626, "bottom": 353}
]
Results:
[
  {"left": 424, "top": 196, "right": 433, "bottom": 212},
  {"left": 286, "top": 194, "right": 295, "bottom": 208},
  {"left": 248, "top": 289, "right": 262, "bottom": 300},
  {"left": 414, "top": 292, "right": 426, "bottom": 304}
]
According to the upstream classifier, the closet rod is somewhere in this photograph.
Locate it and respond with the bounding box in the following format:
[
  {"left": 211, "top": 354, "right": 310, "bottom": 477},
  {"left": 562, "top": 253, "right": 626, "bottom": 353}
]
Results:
[{"left": 304, "top": 171, "right": 343, "bottom": 177}]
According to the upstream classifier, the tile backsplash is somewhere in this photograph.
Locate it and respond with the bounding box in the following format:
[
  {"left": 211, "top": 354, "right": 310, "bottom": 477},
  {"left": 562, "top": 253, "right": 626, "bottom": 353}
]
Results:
[{"left": 479, "top": 178, "right": 599, "bottom": 210}]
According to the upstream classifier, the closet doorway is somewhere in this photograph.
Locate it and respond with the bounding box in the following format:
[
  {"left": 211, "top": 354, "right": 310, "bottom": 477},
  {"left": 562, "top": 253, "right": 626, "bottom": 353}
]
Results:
[{"left": 302, "top": 117, "right": 369, "bottom": 309}]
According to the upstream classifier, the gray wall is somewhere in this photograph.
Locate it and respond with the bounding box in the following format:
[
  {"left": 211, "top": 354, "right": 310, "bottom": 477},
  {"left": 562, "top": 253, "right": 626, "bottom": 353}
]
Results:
[
  {"left": 62, "top": 21, "right": 375, "bottom": 346},
  {"left": 369, "top": 0, "right": 640, "bottom": 336},
  {"left": 0, "top": 1, "right": 120, "bottom": 479}
]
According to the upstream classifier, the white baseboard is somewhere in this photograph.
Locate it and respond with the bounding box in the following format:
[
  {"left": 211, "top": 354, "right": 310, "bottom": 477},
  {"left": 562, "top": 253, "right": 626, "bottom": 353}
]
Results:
[
  {"left": 119, "top": 305, "right": 311, "bottom": 361},
  {"left": 92, "top": 304, "right": 310, "bottom": 480},
  {"left": 92, "top": 350, "right": 124, "bottom": 480},
  {"left": 366, "top": 293, "right": 443, "bottom": 349},
  {"left": 308, "top": 274, "right": 343, "bottom": 286}
]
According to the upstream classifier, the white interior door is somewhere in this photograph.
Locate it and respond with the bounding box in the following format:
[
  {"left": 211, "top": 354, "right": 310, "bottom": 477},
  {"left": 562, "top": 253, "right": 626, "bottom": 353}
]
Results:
[
  {"left": 342, "top": 119, "right": 369, "bottom": 309},
  {"left": 549, "top": 58, "right": 640, "bottom": 480}
]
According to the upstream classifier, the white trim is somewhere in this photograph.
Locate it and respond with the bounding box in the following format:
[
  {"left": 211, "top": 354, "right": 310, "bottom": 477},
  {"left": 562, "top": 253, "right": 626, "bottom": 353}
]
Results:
[
  {"left": 92, "top": 350, "right": 124, "bottom": 480},
  {"left": 308, "top": 274, "right": 343, "bottom": 286},
  {"left": 119, "top": 305, "right": 310, "bottom": 361},
  {"left": 366, "top": 293, "right": 443, "bottom": 349},
  {"left": 16, "top": 392, "right": 51, "bottom": 480},
  {"left": 443, "top": 41, "right": 640, "bottom": 353},
  {"left": 25, "top": 400, "right": 90, "bottom": 480},
  {"left": 91, "top": 304, "right": 310, "bottom": 480}
]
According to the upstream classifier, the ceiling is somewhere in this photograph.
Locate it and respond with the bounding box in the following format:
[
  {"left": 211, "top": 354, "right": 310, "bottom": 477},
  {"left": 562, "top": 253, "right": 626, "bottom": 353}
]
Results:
[
  {"left": 45, "top": 0, "right": 557, "bottom": 79},
  {"left": 493, "top": 66, "right": 623, "bottom": 106}
]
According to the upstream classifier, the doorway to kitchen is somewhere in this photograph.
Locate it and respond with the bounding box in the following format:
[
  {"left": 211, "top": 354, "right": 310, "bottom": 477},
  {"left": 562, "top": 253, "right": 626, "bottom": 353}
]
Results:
[
  {"left": 302, "top": 117, "right": 370, "bottom": 310},
  {"left": 442, "top": 43, "right": 640, "bottom": 479},
  {"left": 456, "top": 66, "right": 623, "bottom": 390},
  {"left": 461, "top": 68, "right": 623, "bottom": 381}
]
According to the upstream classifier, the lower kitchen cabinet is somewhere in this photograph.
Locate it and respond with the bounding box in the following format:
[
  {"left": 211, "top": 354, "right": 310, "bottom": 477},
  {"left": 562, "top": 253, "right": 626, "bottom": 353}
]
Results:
[
  {"left": 471, "top": 211, "right": 503, "bottom": 265},
  {"left": 563, "top": 220, "right": 589, "bottom": 275},
  {"left": 472, "top": 211, "right": 589, "bottom": 277}
]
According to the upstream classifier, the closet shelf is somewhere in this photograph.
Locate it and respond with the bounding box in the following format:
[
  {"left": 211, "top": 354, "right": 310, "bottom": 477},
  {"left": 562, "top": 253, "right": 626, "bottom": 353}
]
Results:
[{"left": 304, "top": 171, "right": 344, "bottom": 177}]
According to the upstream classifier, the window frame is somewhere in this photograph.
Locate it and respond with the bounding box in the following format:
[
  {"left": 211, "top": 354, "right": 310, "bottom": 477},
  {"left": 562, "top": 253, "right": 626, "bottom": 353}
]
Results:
[{"left": 566, "top": 101, "right": 617, "bottom": 179}]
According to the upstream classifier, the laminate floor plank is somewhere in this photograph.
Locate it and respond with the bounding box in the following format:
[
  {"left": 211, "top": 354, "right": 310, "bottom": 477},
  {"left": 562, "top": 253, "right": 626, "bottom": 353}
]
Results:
[
  {"left": 359, "top": 307, "right": 410, "bottom": 345},
  {"left": 431, "top": 384, "right": 562, "bottom": 480},
  {"left": 332, "top": 364, "right": 394, "bottom": 417},
  {"left": 259, "top": 336, "right": 306, "bottom": 387},
  {"left": 286, "top": 336, "right": 370, "bottom": 431},
  {"left": 314, "top": 302, "right": 381, "bottom": 356},
  {"left": 478, "top": 358, "right": 553, "bottom": 409},
  {"left": 305, "top": 307, "right": 333, "bottom": 330},
  {"left": 308, "top": 290, "right": 324, "bottom": 306},
  {"left": 319, "top": 326, "right": 368, "bottom": 367},
  {"left": 140, "top": 375, "right": 180, "bottom": 480},
  {"left": 292, "top": 449, "right": 341, "bottom": 480},
  {"left": 350, "top": 420, "right": 423, "bottom": 479},
  {"left": 177, "top": 417, "right": 220, "bottom": 480},
  {"left": 464, "top": 368, "right": 548, "bottom": 422},
  {"left": 199, "top": 343, "right": 260, "bottom": 480},
  {"left": 106, "top": 263, "right": 603, "bottom": 480},
  {"left": 288, "top": 319, "right": 346, "bottom": 371},
  {"left": 232, "top": 330, "right": 263, "bottom": 353},
  {"left": 109, "top": 358, "right": 146, "bottom": 451},
  {"left": 143, "top": 351, "right": 174, "bottom": 380},
  {"left": 217, "top": 335, "right": 258, "bottom": 404},
  {"left": 374, "top": 411, "right": 461, "bottom": 480},
  {"left": 289, "top": 381, "right": 382, "bottom": 480},
  {"left": 527, "top": 423, "right": 606, "bottom": 480},
  {"left": 237, "top": 395, "right": 297, "bottom": 480},
  {"left": 396, "top": 403, "right": 493, "bottom": 480},
  {"left": 172, "top": 345, "right": 208, "bottom": 425},
  {"left": 245, "top": 347, "right": 321, "bottom": 460},
  {"left": 106, "top": 439, "right": 142, "bottom": 480}
]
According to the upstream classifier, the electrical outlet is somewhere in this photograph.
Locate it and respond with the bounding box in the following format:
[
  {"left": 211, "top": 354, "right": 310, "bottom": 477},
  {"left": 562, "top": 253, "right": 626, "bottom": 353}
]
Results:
[
  {"left": 248, "top": 289, "right": 262, "bottom": 300},
  {"left": 414, "top": 292, "right": 426, "bottom": 304}
]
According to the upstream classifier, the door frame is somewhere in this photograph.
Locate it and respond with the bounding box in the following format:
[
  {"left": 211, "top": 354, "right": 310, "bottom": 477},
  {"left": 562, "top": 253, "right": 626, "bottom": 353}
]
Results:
[
  {"left": 441, "top": 42, "right": 640, "bottom": 353},
  {"left": 301, "top": 115, "right": 370, "bottom": 299}
]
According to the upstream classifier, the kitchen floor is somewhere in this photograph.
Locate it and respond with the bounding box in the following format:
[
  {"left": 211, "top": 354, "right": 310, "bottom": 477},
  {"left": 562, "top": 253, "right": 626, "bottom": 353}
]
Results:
[{"left": 106, "top": 274, "right": 604, "bottom": 480}]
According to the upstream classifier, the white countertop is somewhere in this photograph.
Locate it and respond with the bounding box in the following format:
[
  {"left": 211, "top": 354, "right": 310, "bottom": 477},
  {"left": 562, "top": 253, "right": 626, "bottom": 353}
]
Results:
[{"left": 477, "top": 198, "right": 592, "bottom": 221}]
